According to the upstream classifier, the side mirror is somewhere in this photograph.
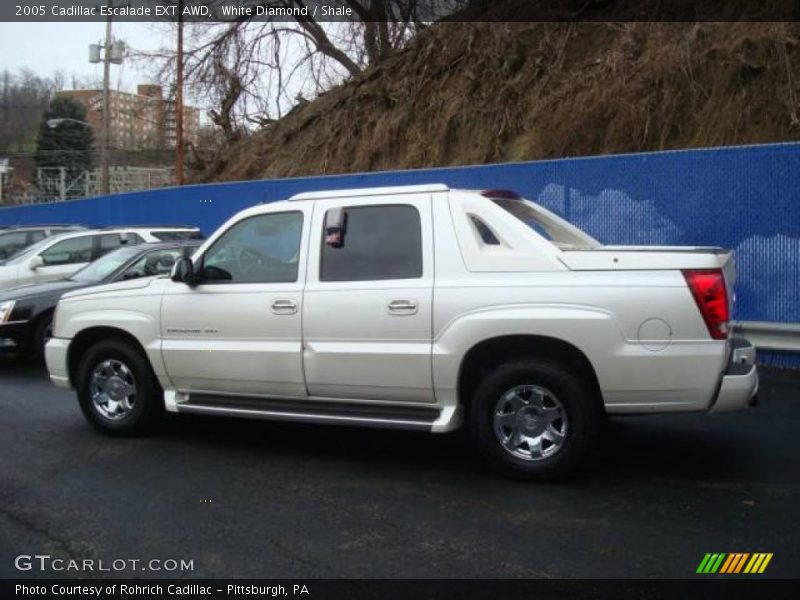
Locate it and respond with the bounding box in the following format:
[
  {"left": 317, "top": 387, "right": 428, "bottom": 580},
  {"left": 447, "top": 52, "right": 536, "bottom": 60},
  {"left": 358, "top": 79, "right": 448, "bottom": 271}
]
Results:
[
  {"left": 28, "top": 255, "right": 44, "bottom": 270},
  {"left": 324, "top": 207, "right": 345, "bottom": 248},
  {"left": 171, "top": 257, "right": 196, "bottom": 284}
]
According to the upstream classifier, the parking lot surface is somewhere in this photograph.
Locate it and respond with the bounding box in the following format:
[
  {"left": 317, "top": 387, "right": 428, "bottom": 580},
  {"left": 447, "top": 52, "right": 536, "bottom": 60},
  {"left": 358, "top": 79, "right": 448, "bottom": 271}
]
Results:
[{"left": 0, "top": 354, "right": 798, "bottom": 579}]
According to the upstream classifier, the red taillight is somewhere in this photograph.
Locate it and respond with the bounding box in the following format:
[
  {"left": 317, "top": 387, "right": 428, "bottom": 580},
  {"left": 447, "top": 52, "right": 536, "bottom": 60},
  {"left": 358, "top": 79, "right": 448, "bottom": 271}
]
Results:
[{"left": 682, "top": 269, "right": 730, "bottom": 340}]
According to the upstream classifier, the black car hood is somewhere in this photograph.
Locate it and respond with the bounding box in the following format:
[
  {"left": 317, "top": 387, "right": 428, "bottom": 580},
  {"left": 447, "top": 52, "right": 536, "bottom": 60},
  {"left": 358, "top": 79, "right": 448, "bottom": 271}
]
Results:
[{"left": 0, "top": 279, "right": 92, "bottom": 303}]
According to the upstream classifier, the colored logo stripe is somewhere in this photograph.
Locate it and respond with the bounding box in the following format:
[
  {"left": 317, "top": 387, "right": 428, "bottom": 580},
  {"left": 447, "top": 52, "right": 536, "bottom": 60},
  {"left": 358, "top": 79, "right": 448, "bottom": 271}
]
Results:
[
  {"left": 718, "top": 554, "right": 736, "bottom": 573},
  {"left": 697, "top": 553, "right": 773, "bottom": 574},
  {"left": 744, "top": 553, "right": 773, "bottom": 574},
  {"left": 697, "top": 553, "right": 726, "bottom": 573},
  {"left": 719, "top": 553, "right": 749, "bottom": 573}
]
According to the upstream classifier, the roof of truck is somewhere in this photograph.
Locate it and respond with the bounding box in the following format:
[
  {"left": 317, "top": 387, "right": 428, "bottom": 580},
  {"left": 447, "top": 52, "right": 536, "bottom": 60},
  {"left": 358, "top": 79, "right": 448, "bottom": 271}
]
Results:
[{"left": 289, "top": 183, "right": 449, "bottom": 201}]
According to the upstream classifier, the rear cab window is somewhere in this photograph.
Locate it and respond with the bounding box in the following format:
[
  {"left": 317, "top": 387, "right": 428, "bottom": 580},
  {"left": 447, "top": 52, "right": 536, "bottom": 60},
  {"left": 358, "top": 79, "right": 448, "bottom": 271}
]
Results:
[
  {"left": 490, "top": 196, "right": 600, "bottom": 249},
  {"left": 469, "top": 215, "right": 501, "bottom": 246}
]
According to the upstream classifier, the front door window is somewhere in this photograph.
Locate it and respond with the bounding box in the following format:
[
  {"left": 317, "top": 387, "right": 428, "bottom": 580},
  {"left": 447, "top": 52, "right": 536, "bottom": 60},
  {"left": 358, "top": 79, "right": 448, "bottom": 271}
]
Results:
[{"left": 201, "top": 212, "right": 303, "bottom": 283}]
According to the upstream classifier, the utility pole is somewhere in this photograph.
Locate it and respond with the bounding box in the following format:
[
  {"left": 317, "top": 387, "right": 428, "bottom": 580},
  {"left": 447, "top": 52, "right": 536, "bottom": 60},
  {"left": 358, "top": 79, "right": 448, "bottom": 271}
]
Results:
[
  {"left": 101, "top": 2, "right": 112, "bottom": 196},
  {"left": 59, "top": 167, "right": 66, "bottom": 200},
  {"left": 175, "top": 0, "right": 185, "bottom": 185}
]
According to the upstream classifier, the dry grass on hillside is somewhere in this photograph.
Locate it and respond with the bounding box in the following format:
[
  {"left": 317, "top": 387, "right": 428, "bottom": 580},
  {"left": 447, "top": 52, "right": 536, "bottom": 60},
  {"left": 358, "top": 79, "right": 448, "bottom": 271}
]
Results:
[{"left": 196, "top": 20, "right": 800, "bottom": 183}]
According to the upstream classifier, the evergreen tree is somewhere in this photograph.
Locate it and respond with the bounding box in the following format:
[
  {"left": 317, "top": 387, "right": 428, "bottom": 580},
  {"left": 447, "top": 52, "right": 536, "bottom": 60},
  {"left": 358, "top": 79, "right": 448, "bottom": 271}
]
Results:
[{"left": 33, "top": 96, "right": 93, "bottom": 194}]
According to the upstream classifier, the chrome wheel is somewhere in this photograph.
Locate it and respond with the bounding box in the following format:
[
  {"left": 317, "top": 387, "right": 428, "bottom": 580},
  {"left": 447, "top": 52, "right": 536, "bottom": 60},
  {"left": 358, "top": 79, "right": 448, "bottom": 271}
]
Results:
[
  {"left": 90, "top": 359, "right": 137, "bottom": 421},
  {"left": 493, "top": 385, "right": 568, "bottom": 461}
]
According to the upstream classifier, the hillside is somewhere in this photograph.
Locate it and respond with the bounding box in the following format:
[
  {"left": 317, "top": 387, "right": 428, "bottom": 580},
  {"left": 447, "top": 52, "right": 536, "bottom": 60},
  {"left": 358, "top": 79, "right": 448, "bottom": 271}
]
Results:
[{"left": 196, "top": 18, "right": 800, "bottom": 183}]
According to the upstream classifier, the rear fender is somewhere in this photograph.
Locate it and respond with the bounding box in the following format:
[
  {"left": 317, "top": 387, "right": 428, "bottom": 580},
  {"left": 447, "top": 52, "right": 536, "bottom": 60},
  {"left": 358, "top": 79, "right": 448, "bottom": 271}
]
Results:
[{"left": 432, "top": 304, "right": 621, "bottom": 405}]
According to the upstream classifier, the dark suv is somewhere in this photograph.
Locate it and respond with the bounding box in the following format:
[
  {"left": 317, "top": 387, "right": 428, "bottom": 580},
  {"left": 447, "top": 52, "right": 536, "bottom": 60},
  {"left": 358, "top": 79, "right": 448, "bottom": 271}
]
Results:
[
  {"left": 0, "top": 240, "right": 201, "bottom": 360},
  {"left": 0, "top": 225, "right": 86, "bottom": 260}
]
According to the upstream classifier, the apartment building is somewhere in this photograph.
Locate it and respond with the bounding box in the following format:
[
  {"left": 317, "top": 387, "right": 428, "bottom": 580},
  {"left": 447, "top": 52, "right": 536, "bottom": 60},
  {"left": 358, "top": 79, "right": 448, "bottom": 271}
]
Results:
[{"left": 58, "top": 84, "right": 200, "bottom": 151}]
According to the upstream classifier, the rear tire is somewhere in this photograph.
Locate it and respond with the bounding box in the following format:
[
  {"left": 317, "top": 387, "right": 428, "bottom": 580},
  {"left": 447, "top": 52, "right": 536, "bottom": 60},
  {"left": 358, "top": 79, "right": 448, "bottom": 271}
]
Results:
[
  {"left": 76, "top": 339, "right": 163, "bottom": 436},
  {"left": 469, "top": 358, "right": 600, "bottom": 481}
]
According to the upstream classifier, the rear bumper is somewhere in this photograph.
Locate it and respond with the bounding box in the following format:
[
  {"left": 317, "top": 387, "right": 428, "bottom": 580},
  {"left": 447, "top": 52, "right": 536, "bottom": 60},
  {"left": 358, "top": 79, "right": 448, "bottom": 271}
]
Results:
[{"left": 708, "top": 338, "right": 759, "bottom": 414}]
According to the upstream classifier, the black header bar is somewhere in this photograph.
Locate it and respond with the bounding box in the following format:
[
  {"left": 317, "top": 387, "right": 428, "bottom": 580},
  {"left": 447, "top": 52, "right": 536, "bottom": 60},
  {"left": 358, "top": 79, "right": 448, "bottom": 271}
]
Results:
[
  {"left": 2, "top": 0, "right": 800, "bottom": 23},
  {"left": 4, "top": 579, "right": 800, "bottom": 600}
]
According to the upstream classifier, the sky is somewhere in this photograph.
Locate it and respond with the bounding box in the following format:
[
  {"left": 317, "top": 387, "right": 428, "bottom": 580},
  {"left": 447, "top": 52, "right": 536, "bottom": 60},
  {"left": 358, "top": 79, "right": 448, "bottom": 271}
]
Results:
[
  {"left": 0, "top": 20, "right": 329, "bottom": 120},
  {"left": 0, "top": 21, "right": 180, "bottom": 96},
  {"left": 0, "top": 20, "right": 356, "bottom": 127}
]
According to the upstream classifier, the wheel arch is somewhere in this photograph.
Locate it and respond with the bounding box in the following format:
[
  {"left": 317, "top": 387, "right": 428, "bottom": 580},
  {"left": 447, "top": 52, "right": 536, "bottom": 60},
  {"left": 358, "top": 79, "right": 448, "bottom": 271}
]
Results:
[
  {"left": 67, "top": 326, "right": 149, "bottom": 387},
  {"left": 457, "top": 334, "right": 604, "bottom": 414},
  {"left": 29, "top": 307, "right": 55, "bottom": 344}
]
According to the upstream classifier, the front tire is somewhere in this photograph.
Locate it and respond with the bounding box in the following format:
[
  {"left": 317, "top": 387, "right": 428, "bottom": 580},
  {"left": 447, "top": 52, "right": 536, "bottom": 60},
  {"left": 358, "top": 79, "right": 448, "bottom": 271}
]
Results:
[
  {"left": 469, "top": 358, "right": 600, "bottom": 480},
  {"left": 33, "top": 312, "right": 54, "bottom": 363},
  {"left": 76, "top": 339, "right": 163, "bottom": 436}
]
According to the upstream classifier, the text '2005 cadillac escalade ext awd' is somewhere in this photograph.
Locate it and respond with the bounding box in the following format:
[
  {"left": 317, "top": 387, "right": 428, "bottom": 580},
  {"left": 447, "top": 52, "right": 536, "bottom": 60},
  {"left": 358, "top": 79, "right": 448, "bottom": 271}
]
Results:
[{"left": 45, "top": 184, "right": 758, "bottom": 479}]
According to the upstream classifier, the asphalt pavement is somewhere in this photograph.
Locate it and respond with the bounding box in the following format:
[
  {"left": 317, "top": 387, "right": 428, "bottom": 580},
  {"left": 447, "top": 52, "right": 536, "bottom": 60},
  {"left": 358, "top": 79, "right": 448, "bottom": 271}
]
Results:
[{"left": 0, "top": 354, "right": 798, "bottom": 579}]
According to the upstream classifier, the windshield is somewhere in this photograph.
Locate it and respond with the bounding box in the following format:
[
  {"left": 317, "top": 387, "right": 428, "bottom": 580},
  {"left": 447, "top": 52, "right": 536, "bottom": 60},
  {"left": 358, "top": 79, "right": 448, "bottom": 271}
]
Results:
[
  {"left": 69, "top": 246, "right": 141, "bottom": 282},
  {"left": 492, "top": 198, "right": 601, "bottom": 249}
]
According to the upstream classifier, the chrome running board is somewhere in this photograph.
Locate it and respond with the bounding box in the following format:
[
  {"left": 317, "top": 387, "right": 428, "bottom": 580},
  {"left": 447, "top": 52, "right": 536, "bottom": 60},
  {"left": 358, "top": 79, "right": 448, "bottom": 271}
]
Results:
[{"left": 164, "top": 391, "right": 462, "bottom": 432}]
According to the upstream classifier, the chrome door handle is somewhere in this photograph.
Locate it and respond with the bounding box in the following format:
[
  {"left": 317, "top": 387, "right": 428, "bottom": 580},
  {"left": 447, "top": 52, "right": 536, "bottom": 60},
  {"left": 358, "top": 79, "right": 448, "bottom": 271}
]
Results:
[
  {"left": 387, "top": 299, "right": 418, "bottom": 315},
  {"left": 271, "top": 299, "right": 298, "bottom": 314}
]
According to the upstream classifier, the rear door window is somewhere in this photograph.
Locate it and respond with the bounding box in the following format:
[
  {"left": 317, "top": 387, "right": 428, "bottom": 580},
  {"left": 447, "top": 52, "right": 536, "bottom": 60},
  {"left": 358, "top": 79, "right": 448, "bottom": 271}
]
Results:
[
  {"left": 97, "top": 234, "right": 124, "bottom": 258},
  {"left": 320, "top": 205, "right": 423, "bottom": 282},
  {"left": 96, "top": 233, "right": 143, "bottom": 258}
]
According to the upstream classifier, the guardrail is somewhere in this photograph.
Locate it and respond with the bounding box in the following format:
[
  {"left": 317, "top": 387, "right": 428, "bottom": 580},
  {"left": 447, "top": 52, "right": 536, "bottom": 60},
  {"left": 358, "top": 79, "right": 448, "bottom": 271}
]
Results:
[{"left": 734, "top": 321, "right": 800, "bottom": 353}]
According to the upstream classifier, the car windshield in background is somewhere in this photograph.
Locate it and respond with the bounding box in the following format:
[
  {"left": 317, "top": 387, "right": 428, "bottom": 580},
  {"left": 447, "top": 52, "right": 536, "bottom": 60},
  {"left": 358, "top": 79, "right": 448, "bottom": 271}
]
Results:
[
  {"left": 69, "top": 246, "right": 142, "bottom": 283},
  {"left": 492, "top": 198, "right": 602, "bottom": 249}
]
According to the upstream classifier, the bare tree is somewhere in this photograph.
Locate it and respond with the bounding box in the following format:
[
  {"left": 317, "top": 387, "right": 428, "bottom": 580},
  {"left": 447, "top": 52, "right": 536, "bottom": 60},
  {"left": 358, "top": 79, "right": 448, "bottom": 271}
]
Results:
[
  {"left": 137, "top": 1, "right": 465, "bottom": 141},
  {"left": 0, "top": 69, "right": 64, "bottom": 152}
]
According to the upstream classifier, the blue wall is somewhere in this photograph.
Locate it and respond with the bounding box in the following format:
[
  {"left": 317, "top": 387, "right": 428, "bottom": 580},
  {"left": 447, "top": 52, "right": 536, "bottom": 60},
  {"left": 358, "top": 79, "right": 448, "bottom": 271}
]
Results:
[{"left": 2, "top": 142, "right": 799, "bottom": 331}]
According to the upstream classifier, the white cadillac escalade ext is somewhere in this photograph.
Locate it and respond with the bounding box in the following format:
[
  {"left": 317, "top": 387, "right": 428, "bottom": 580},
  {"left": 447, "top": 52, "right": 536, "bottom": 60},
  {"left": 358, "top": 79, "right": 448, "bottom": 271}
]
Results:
[{"left": 45, "top": 184, "right": 758, "bottom": 479}]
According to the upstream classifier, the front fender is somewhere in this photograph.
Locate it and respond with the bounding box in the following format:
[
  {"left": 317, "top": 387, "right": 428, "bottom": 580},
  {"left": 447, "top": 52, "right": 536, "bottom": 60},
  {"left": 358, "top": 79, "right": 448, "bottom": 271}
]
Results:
[
  {"left": 58, "top": 309, "right": 158, "bottom": 341},
  {"left": 55, "top": 294, "right": 167, "bottom": 382}
]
